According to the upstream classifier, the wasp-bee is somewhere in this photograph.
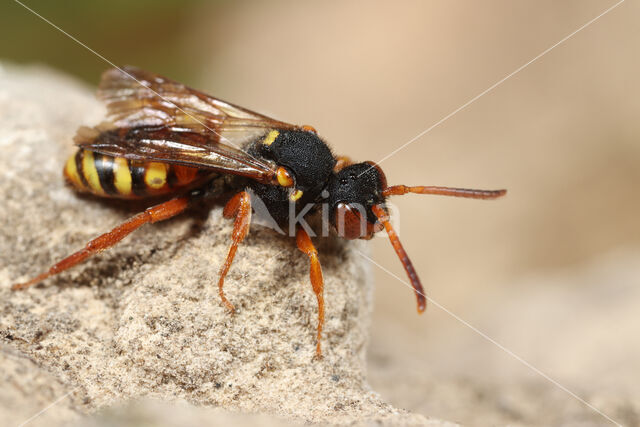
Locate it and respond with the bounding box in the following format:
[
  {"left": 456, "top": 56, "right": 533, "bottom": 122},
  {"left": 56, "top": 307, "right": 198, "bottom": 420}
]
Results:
[{"left": 12, "top": 67, "right": 506, "bottom": 358}]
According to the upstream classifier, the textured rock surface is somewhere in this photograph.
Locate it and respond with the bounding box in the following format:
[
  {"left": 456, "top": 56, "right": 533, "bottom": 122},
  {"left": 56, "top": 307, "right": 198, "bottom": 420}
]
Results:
[
  {"left": 0, "top": 345, "right": 81, "bottom": 426},
  {"left": 80, "top": 400, "right": 299, "bottom": 427},
  {"left": 0, "top": 64, "right": 449, "bottom": 426}
]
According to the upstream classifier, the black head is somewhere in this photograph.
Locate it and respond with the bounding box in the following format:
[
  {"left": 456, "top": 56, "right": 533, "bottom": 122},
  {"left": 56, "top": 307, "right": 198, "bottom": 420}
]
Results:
[{"left": 326, "top": 162, "right": 387, "bottom": 240}]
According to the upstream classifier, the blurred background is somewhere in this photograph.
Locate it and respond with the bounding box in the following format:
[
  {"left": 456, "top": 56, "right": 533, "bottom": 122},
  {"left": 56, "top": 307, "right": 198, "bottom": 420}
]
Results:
[{"left": 2, "top": 0, "right": 638, "bottom": 425}]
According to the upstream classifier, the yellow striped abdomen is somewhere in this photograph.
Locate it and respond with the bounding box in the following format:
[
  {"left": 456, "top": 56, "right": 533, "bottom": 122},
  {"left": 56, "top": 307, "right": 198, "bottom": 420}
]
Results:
[{"left": 63, "top": 149, "right": 208, "bottom": 199}]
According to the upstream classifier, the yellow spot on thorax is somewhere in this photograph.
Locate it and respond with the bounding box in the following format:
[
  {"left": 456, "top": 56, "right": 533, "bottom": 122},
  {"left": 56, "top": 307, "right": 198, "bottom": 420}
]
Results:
[
  {"left": 113, "top": 157, "right": 132, "bottom": 196},
  {"left": 63, "top": 152, "right": 84, "bottom": 190},
  {"left": 81, "top": 150, "right": 105, "bottom": 195},
  {"left": 276, "top": 166, "right": 294, "bottom": 187},
  {"left": 262, "top": 130, "right": 279, "bottom": 146},
  {"left": 144, "top": 162, "right": 168, "bottom": 189}
]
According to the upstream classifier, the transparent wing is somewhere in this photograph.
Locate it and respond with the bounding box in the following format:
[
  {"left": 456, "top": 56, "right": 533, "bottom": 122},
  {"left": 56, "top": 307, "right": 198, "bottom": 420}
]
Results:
[
  {"left": 75, "top": 66, "right": 301, "bottom": 182},
  {"left": 74, "top": 125, "right": 275, "bottom": 181}
]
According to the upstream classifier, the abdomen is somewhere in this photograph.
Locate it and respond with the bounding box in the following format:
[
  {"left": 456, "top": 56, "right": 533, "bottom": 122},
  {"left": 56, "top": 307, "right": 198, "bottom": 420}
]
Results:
[{"left": 63, "top": 149, "right": 211, "bottom": 199}]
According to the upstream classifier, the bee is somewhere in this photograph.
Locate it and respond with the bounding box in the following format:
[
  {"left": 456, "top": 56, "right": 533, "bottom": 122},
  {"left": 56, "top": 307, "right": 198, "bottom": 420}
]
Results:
[{"left": 11, "top": 67, "right": 506, "bottom": 358}]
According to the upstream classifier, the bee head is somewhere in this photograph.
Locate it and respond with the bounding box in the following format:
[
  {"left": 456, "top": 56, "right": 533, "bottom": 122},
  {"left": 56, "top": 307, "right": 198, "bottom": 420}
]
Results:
[
  {"left": 326, "top": 159, "right": 507, "bottom": 314},
  {"left": 326, "top": 162, "right": 387, "bottom": 240}
]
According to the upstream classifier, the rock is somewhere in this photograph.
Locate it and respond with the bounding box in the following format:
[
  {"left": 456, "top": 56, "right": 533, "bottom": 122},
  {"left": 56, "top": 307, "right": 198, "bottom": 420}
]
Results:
[
  {"left": 81, "top": 399, "right": 299, "bottom": 427},
  {"left": 0, "top": 345, "right": 81, "bottom": 427},
  {"left": 0, "top": 64, "right": 449, "bottom": 426}
]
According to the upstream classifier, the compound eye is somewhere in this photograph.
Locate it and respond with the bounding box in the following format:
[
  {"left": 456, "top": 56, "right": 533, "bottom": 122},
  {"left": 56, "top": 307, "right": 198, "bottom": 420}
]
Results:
[
  {"left": 334, "top": 203, "right": 379, "bottom": 240},
  {"left": 276, "top": 166, "right": 294, "bottom": 187}
]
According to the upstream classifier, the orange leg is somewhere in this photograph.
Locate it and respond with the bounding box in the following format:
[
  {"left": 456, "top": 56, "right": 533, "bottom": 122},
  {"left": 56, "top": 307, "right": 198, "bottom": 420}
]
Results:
[
  {"left": 371, "top": 204, "right": 426, "bottom": 313},
  {"left": 296, "top": 227, "right": 325, "bottom": 359},
  {"left": 217, "top": 191, "right": 252, "bottom": 313},
  {"left": 12, "top": 197, "right": 190, "bottom": 291}
]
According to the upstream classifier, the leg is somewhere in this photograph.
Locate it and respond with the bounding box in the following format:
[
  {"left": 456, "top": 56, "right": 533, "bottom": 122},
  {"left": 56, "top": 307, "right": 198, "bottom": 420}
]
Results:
[
  {"left": 296, "top": 227, "right": 325, "bottom": 359},
  {"left": 12, "top": 197, "right": 190, "bottom": 290},
  {"left": 217, "top": 191, "right": 252, "bottom": 313}
]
